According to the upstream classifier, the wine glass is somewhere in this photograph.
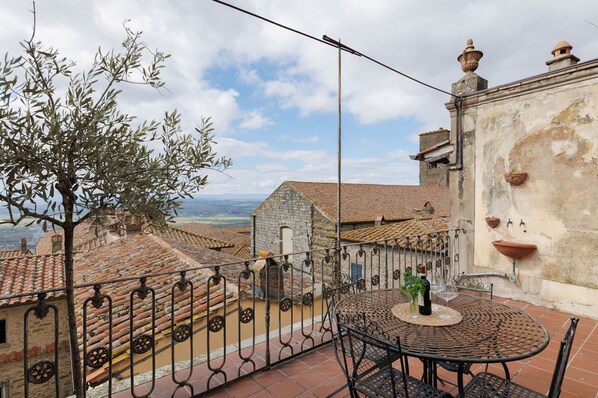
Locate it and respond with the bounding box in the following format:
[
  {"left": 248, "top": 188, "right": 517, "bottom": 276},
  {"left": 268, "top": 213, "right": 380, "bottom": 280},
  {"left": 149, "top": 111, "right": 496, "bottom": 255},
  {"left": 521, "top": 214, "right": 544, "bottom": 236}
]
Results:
[
  {"left": 436, "top": 284, "right": 458, "bottom": 307},
  {"left": 429, "top": 277, "right": 445, "bottom": 311}
]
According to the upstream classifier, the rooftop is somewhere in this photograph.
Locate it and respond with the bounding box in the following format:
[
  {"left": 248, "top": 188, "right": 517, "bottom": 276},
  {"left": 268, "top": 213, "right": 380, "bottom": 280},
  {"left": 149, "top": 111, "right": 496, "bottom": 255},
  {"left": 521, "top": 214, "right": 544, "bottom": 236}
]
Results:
[{"left": 281, "top": 181, "right": 449, "bottom": 223}]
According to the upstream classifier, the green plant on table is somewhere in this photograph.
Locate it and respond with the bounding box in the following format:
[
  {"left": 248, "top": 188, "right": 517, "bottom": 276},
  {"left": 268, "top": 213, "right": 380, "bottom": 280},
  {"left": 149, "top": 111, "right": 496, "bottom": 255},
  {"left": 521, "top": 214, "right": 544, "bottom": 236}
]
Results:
[{"left": 400, "top": 271, "right": 426, "bottom": 306}]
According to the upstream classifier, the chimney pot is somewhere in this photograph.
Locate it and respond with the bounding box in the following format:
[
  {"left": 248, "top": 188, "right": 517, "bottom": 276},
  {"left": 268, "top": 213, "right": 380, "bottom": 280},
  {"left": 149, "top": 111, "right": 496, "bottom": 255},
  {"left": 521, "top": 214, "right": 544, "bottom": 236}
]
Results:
[
  {"left": 20, "top": 237, "right": 28, "bottom": 253},
  {"left": 546, "top": 40, "right": 579, "bottom": 71}
]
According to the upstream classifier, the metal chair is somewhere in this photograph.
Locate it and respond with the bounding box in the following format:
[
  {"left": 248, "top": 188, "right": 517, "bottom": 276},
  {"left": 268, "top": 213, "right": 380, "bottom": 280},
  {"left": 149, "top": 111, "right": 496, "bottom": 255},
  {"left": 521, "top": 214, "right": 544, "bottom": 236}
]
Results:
[
  {"left": 462, "top": 317, "right": 579, "bottom": 398},
  {"left": 339, "top": 314, "right": 452, "bottom": 398}
]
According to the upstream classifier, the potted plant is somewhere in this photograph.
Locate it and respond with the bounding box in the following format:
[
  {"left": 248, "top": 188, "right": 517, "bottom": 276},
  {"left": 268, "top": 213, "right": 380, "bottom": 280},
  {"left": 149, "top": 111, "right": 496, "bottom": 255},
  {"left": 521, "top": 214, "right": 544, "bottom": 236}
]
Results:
[
  {"left": 400, "top": 271, "right": 426, "bottom": 312},
  {"left": 504, "top": 170, "right": 528, "bottom": 186},
  {"left": 485, "top": 216, "right": 500, "bottom": 228}
]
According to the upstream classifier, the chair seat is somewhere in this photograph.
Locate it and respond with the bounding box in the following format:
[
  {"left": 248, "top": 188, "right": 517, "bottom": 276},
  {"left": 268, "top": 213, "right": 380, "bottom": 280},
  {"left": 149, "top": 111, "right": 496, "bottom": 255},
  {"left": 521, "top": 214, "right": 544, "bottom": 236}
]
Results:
[
  {"left": 463, "top": 372, "right": 546, "bottom": 398},
  {"left": 355, "top": 367, "right": 451, "bottom": 398}
]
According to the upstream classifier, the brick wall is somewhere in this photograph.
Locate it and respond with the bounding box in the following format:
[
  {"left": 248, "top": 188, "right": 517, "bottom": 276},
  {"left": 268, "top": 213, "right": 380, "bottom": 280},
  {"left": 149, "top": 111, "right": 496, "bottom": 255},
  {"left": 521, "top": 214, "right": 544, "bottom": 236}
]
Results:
[{"left": 0, "top": 299, "right": 73, "bottom": 397}]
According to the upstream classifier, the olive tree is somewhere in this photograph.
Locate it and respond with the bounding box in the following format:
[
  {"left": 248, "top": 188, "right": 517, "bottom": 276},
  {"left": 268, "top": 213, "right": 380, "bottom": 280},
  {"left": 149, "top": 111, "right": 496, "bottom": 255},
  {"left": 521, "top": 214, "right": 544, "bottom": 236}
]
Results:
[{"left": 0, "top": 19, "right": 230, "bottom": 396}]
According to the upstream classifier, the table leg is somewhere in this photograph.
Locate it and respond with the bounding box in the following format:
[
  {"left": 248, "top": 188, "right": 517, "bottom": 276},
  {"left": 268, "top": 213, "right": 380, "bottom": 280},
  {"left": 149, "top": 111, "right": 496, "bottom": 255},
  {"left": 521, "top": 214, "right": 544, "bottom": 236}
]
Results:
[{"left": 457, "top": 362, "right": 465, "bottom": 398}]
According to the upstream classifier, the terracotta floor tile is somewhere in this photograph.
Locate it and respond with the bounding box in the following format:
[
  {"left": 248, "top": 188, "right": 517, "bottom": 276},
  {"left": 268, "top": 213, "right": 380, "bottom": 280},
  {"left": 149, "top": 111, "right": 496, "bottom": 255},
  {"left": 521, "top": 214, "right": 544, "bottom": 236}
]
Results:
[
  {"left": 266, "top": 379, "right": 306, "bottom": 396},
  {"left": 291, "top": 367, "right": 331, "bottom": 389},
  {"left": 226, "top": 377, "right": 266, "bottom": 398}
]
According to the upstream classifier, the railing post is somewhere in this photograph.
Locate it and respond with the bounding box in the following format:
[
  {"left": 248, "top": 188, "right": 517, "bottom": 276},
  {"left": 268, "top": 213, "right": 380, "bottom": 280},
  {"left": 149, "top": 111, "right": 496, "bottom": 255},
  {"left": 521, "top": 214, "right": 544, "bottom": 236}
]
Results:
[{"left": 265, "top": 258, "right": 271, "bottom": 367}]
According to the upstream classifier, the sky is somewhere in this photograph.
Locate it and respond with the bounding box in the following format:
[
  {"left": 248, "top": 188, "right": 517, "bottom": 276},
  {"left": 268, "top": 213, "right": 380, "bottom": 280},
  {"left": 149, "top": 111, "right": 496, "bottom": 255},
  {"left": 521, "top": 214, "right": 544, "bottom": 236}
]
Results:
[{"left": 1, "top": 0, "right": 598, "bottom": 196}]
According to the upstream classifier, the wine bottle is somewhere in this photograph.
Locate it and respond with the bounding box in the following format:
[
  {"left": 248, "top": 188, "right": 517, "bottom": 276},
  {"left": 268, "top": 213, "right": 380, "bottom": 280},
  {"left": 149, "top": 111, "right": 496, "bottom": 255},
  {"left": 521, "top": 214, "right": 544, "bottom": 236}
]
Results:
[{"left": 417, "top": 264, "right": 432, "bottom": 315}]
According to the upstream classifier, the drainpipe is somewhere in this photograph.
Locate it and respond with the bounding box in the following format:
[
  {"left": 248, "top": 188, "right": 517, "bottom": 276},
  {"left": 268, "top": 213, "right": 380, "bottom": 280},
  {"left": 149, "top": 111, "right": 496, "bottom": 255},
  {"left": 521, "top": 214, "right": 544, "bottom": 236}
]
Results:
[{"left": 448, "top": 95, "right": 463, "bottom": 171}]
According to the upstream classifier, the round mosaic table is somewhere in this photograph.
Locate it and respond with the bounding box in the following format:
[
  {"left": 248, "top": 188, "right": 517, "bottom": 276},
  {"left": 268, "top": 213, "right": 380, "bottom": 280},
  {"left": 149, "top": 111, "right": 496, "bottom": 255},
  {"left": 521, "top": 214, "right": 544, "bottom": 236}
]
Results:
[{"left": 335, "top": 288, "right": 550, "bottom": 397}]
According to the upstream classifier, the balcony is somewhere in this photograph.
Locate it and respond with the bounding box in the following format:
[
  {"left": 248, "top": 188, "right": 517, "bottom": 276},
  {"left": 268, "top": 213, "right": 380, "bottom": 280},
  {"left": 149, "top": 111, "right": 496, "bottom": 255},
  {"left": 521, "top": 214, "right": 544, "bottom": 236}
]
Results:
[{"left": 1, "top": 229, "right": 596, "bottom": 397}]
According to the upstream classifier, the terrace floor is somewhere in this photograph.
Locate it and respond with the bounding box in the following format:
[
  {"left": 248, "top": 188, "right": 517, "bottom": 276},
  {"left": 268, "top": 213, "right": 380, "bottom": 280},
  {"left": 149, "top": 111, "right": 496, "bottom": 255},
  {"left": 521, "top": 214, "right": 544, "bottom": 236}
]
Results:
[
  {"left": 212, "top": 296, "right": 598, "bottom": 398},
  {"left": 111, "top": 296, "right": 598, "bottom": 398}
]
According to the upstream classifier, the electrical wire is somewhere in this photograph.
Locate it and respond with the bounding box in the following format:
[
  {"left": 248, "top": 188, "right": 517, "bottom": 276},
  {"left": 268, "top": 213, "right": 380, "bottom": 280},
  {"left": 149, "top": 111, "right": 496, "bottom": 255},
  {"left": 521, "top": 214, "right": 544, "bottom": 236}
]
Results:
[{"left": 212, "top": 0, "right": 456, "bottom": 97}]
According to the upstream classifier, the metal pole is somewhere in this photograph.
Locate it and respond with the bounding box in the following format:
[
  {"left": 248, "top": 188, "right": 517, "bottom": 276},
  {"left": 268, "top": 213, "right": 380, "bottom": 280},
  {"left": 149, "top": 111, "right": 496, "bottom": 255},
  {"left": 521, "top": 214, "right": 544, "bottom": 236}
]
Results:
[
  {"left": 336, "top": 39, "right": 342, "bottom": 285},
  {"left": 336, "top": 39, "right": 342, "bottom": 252}
]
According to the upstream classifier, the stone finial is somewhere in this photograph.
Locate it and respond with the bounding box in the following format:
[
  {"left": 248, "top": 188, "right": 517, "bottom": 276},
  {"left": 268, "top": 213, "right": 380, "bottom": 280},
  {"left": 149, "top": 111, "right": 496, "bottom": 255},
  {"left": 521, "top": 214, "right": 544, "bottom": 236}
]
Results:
[
  {"left": 457, "top": 39, "right": 484, "bottom": 73},
  {"left": 546, "top": 40, "right": 579, "bottom": 71}
]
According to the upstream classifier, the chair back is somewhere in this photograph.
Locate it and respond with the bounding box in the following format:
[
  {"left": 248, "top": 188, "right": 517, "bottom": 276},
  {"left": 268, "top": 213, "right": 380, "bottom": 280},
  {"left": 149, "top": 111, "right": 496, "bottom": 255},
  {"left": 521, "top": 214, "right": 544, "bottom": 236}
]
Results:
[
  {"left": 547, "top": 317, "right": 579, "bottom": 398},
  {"left": 322, "top": 279, "right": 363, "bottom": 395},
  {"left": 343, "top": 316, "right": 409, "bottom": 398}
]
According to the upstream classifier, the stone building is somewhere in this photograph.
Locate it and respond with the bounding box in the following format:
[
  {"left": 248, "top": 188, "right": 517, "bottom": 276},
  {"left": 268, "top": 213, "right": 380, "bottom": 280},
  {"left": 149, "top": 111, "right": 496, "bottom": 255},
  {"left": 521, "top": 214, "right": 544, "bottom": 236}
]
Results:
[
  {"left": 0, "top": 254, "right": 73, "bottom": 398},
  {"left": 411, "top": 128, "right": 451, "bottom": 187},
  {"left": 445, "top": 39, "right": 598, "bottom": 317},
  {"left": 251, "top": 181, "right": 449, "bottom": 262}
]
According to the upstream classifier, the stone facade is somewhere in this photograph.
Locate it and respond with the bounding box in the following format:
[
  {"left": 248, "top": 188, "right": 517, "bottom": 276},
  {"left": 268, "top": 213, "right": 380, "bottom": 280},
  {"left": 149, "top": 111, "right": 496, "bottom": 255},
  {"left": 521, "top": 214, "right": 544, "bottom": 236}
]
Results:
[
  {"left": 0, "top": 299, "right": 73, "bottom": 397},
  {"left": 252, "top": 182, "right": 314, "bottom": 257},
  {"left": 418, "top": 129, "right": 451, "bottom": 187},
  {"left": 446, "top": 57, "right": 598, "bottom": 317}
]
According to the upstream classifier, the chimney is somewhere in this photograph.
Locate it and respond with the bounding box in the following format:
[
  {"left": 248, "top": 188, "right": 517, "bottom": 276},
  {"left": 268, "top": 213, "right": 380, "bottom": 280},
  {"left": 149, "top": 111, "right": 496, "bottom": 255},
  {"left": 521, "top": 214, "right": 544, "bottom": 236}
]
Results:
[
  {"left": 451, "top": 39, "right": 488, "bottom": 95},
  {"left": 422, "top": 201, "right": 435, "bottom": 215},
  {"left": 546, "top": 41, "right": 579, "bottom": 71},
  {"left": 20, "top": 237, "right": 28, "bottom": 253},
  {"left": 51, "top": 234, "right": 63, "bottom": 253}
]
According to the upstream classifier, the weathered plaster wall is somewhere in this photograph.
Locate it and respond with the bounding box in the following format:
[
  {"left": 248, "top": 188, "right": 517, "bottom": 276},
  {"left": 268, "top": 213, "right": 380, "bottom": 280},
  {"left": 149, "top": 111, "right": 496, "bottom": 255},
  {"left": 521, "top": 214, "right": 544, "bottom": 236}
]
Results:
[{"left": 447, "top": 63, "right": 598, "bottom": 318}]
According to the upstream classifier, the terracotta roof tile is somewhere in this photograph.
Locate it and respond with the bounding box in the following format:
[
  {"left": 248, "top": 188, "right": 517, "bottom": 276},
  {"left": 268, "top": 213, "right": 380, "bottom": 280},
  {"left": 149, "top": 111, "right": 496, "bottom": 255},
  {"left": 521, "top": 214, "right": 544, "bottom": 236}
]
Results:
[
  {"left": 0, "top": 254, "right": 66, "bottom": 306},
  {"left": 280, "top": 181, "right": 449, "bottom": 223},
  {"left": 177, "top": 222, "right": 251, "bottom": 259},
  {"left": 341, "top": 217, "right": 449, "bottom": 244},
  {"left": 157, "top": 225, "right": 234, "bottom": 250},
  {"left": 0, "top": 249, "right": 31, "bottom": 259}
]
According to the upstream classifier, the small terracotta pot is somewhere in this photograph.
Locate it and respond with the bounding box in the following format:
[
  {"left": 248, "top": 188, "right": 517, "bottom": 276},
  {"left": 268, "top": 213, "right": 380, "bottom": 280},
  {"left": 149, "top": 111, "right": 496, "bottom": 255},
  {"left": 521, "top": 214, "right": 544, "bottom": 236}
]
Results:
[
  {"left": 504, "top": 172, "right": 527, "bottom": 186},
  {"left": 485, "top": 217, "right": 500, "bottom": 228}
]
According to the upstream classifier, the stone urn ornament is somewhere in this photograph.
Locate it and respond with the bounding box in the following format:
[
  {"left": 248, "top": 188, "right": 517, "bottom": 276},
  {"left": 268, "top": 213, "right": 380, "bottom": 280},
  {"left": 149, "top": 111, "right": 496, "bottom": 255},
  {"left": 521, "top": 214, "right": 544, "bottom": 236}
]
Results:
[{"left": 458, "top": 39, "right": 484, "bottom": 73}]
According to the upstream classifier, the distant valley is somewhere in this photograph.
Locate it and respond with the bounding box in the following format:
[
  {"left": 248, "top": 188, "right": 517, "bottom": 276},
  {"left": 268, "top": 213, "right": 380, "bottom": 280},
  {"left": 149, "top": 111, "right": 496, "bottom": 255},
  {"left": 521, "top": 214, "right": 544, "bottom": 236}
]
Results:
[{"left": 0, "top": 196, "right": 265, "bottom": 250}]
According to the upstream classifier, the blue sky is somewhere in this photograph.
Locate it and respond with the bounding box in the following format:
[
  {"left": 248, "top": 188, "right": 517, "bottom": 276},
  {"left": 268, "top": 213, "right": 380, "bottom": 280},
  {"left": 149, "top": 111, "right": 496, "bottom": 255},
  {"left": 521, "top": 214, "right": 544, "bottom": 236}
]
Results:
[{"left": 2, "top": 0, "right": 598, "bottom": 195}]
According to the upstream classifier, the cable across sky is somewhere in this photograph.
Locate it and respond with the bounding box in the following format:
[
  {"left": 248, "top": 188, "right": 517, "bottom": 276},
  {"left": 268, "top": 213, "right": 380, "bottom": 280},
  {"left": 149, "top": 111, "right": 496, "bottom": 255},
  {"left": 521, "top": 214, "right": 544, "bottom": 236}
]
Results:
[{"left": 212, "top": 0, "right": 456, "bottom": 98}]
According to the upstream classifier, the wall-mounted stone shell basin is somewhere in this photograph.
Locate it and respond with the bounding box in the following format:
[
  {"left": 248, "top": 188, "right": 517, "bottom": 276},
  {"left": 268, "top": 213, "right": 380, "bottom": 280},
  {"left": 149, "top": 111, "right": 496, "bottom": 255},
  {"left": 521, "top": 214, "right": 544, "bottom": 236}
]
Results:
[{"left": 492, "top": 240, "right": 537, "bottom": 260}]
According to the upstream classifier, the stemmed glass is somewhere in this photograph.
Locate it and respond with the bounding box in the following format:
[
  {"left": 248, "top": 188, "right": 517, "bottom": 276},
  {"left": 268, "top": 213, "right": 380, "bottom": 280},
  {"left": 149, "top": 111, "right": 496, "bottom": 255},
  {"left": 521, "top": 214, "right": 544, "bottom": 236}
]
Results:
[
  {"left": 436, "top": 283, "right": 458, "bottom": 307},
  {"left": 429, "top": 277, "right": 445, "bottom": 311}
]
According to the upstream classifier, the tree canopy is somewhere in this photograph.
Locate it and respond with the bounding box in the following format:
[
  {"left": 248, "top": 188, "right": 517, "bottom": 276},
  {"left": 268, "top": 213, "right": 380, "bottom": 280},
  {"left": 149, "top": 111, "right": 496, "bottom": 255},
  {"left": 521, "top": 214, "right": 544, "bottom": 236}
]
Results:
[
  {"left": 0, "top": 24, "right": 231, "bottom": 230},
  {"left": 0, "top": 19, "right": 231, "bottom": 396}
]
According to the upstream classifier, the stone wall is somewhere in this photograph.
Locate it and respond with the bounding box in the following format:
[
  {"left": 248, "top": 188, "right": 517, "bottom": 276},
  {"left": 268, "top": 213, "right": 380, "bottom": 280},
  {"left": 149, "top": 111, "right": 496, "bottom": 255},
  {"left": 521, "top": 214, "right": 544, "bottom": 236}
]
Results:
[
  {"left": 419, "top": 129, "right": 450, "bottom": 187},
  {"left": 252, "top": 182, "right": 314, "bottom": 259},
  {"left": 0, "top": 299, "right": 73, "bottom": 397},
  {"left": 446, "top": 61, "right": 598, "bottom": 318}
]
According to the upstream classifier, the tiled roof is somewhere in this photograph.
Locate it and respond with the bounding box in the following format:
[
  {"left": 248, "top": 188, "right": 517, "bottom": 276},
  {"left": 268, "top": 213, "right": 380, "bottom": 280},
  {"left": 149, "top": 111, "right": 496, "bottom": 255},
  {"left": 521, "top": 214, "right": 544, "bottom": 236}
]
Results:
[
  {"left": 282, "top": 181, "right": 449, "bottom": 223},
  {"left": 0, "top": 254, "right": 66, "bottom": 306},
  {"left": 73, "top": 234, "right": 238, "bottom": 383},
  {"left": 178, "top": 222, "right": 252, "bottom": 259},
  {"left": 0, "top": 249, "right": 31, "bottom": 259},
  {"left": 35, "top": 222, "right": 114, "bottom": 255},
  {"left": 222, "top": 225, "right": 251, "bottom": 235},
  {"left": 157, "top": 225, "right": 234, "bottom": 250},
  {"left": 341, "top": 217, "right": 449, "bottom": 244},
  {"left": 160, "top": 236, "right": 249, "bottom": 282}
]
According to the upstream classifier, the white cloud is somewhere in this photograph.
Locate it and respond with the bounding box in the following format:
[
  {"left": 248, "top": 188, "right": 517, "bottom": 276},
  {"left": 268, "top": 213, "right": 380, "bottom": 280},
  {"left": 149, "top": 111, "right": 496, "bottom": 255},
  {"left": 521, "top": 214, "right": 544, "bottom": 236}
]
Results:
[
  {"left": 3, "top": 0, "right": 598, "bottom": 196},
  {"left": 239, "top": 110, "right": 273, "bottom": 130},
  {"left": 278, "top": 134, "right": 320, "bottom": 144}
]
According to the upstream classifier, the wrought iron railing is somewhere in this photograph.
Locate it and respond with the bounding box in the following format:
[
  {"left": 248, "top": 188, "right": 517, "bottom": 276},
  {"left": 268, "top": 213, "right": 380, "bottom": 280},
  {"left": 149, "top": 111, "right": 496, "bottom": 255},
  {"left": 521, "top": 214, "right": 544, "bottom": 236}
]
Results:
[{"left": 0, "top": 229, "right": 462, "bottom": 397}]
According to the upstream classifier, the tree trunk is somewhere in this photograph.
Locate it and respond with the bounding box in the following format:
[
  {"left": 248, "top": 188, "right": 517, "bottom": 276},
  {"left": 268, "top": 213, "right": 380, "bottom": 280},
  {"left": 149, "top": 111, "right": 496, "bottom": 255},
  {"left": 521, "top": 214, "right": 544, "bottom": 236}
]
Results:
[{"left": 64, "top": 220, "right": 83, "bottom": 396}]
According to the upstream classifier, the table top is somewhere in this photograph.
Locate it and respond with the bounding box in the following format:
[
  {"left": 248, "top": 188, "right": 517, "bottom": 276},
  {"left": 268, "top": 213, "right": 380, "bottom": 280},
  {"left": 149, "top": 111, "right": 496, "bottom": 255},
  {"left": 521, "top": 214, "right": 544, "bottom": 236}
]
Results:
[{"left": 335, "top": 288, "right": 550, "bottom": 364}]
